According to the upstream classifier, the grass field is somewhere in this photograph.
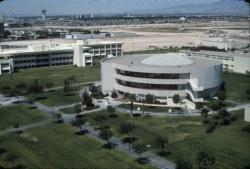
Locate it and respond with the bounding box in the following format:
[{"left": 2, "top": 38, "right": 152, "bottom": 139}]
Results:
[
  {"left": 28, "top": 85, "right": 85, "bottom": 107},
  {"left": 84, "top": 110, "right": 250, "bottom": 169},
  {"left": 118, "top": 104, "right": 182, "bottom": 113},
  {"left": 224, "top": 72, "right": 250, "bottom": 103},
  {"left": 0, "top": 65, "right": 100, "bottom": 90},
  {"left": 0, "top": 105, "right": 48, "bottom": 130},
  {"left": 0, "top": 124, "right": 155, "bottom": 169}
]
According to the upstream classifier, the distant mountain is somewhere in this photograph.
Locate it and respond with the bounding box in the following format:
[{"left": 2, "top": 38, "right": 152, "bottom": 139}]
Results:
[{"left": 130, "top": 0, "right": 249, "bottom": 15}]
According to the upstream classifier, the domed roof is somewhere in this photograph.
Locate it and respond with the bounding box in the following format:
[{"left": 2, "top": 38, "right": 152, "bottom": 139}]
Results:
[{"left": 141, "top": 53, "right": 194, "bottom": 66}]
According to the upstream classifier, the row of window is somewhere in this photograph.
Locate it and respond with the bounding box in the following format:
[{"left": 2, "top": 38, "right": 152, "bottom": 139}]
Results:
[
  {"left": 116, "top": 79, "right": 187, "bottom": 90},
  {"left": 116, "top": 69, "right": 190, "bottom": 79}
]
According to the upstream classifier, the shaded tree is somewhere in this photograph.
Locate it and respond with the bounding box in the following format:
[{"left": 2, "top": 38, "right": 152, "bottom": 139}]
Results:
[
  {"left": 73, "top": 104, "right": 82, "bottom": 115},
  {"left": 99, "top": 126, "right": 113, "bottom": 144},
  {"left": 129, "top": 94, "right": 136, "bottom": 117},
  {"left": 13, "top": 124, "right": 21, "bottom": 135},
  {"left": 201, "top": 108, "right": 209, "bottom": 119},
  {"left": 29, "top": 79, "right": 43, "bottom": 94},
  {"left": 107, "top": 105, "right": 116, "bottom": 114},
  {"left": 154, "top": 135, "right": 168, "bottom": 149},
  {"left": 197, "top": 151, "right": 216, "bottom": 169},
  {"left": 145, "top": 94, "right": 155, "bottom": 105},
  {"left": 173, "top": 94, "right": 181, "bottom": 104},
  {"left": 133, "top": 142, "right": 147, "bottom": 156},
  {"left": 63, "top": 79, "right": 71, "bottom": 94},
  {"left": 1, "top": 85, "right": 11, "bottom": 95},
  {"left": 111, "top": 89, "right": 118, "bottom": 98},
  {"left": 45, "top": 82, "right": 54, "bottom": 90},
  {"left": 82, "top": 91, "right": 93, "bottom": 108},
  {"left": 176, "top": 159, "right": 193, "bottom": 169},
  {"left": 218, "top": 91, "right": 227, "bottom": 101}
]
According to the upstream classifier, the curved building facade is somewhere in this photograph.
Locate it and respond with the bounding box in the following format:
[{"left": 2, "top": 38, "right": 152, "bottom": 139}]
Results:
[{"left": 101, "top": 53, "right": 223, "bottom": 102}]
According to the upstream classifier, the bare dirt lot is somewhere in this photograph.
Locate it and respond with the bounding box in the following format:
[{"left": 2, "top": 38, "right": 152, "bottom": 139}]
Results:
[{"left": 99, "top": 22, "right": 249, "bottom": 52}]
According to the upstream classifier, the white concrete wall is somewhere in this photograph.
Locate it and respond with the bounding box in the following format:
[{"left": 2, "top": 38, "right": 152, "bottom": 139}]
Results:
[
  {"left": 190, "top": 64, "right": 223, "bottom": 90},
  {"left": 234, "top": 55, "right": 250, "bottom": 74},
  {"left": 245, "top": 106, "right": 250, "bottom": 122},
  {"left": 101, "top": 61, "right": 116, "bottom": 94}
]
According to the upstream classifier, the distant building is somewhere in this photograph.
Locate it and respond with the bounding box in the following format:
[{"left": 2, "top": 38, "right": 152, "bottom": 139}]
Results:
[
  {"left": 245, "top": 106, "right": 250, "bottom": 122},
  {"left": 196, "top": 38, "right": 249, "bottom": 51},
  {"left": 0, "top": 59, "right": 13, "bottom": 75},
  {"left": 185, "top": 50, "right": 250, "bottom": 74},
  {"left": 0, "top": 14, "right": 4, "bottom": 39},
  {"left": 102, "top": 53, "right": 223, "bottom": 104},
  {"left": 0, "top": 39, "right": 123, "bottom": 75}
]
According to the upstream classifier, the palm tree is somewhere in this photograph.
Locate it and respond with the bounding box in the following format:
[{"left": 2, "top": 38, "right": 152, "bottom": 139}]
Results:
[
  {"left": 13, "top": 124, "right": 20, "bottom": 135},
  {"left": 119, "top": 122, "right": 135, "bottom": 152},
  {"left": 129, "top": 94, "right": 136, "bottom": 117}
]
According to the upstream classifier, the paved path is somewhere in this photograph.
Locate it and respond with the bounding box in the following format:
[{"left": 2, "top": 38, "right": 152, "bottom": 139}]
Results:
[
  {"left": 0, "top": 120, "right": 51, "bottom": 136},
  {"left": 44, "top": 81, "right": 99, "bottom": 92}
]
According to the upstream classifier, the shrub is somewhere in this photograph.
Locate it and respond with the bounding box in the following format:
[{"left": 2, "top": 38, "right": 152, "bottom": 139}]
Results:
[
  {"left": 206, "top": 121, "right": 217, "bottom": 133},
  {"left": 242, "top": 125, "right": 250, "bottom": 133},
  {"left": 111, "top": 90, "right": 118, "bottom": 98}
]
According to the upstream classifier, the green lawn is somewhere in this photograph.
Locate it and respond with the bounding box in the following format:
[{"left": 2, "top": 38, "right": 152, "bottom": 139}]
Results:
[
  {"left": 0, "top": 105, "right": 48, "bottom": 130},
  {"left": 224, "top": 72, "right": 250, "bottom": 103},
  {"left": 0, "top": 65, "right": 100, "bottom": 91},
  {"left": 84, "top": 110, "right": 250, "bottom": 169},
  {"left": 0, "top": 124, "right": 155, "bottom": 169},
  {"left": 118, "top": 104, "right": 182, "bottom": 113},
  {"left": 28, "top": 85, "right": 85, "bottom": 107}
]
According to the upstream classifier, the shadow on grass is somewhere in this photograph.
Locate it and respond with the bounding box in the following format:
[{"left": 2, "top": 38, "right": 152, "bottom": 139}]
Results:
[
  {"left": 102, "top": 142, "right": 117, "bottom": 150},
  {"left": 75, "top": 130, "right": 89, "bottom": 136}
]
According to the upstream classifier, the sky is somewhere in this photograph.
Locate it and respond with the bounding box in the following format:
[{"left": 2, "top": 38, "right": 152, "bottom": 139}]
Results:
[{"left": 0, "top": 0, "right": 248, "bottom": 16}]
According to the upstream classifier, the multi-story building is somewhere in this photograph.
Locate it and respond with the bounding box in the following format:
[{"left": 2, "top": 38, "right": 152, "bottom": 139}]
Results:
[
  {"left": 0, "top": 14, "right": 4, "bottom": 39},
  {"left": 0, "top": 39, "right": 123, "bottom": 74},
  {"left": 195, "top": 38, "right": 249, "bottom": 51},
  {"left": 102, "top": 53, "right": 223, "bottom": 104},
  {"left": 185, "top": 50, "right": 250, "bottom": 74}
]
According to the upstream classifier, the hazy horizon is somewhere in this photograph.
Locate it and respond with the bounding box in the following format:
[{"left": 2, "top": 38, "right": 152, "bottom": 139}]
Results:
[{"left": 0, "top": 0, "right": 249, "bottom": 17}]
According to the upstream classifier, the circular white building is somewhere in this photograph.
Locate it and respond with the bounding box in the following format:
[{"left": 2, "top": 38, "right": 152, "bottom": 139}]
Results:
[{"left": 101, "top": 53, "right": 223, "bottom": 103}]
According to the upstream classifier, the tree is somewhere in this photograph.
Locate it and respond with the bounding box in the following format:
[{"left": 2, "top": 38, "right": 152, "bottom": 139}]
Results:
[
  {"left": 197, "top": 151, "right": 216, "bottom": 169},
  {"left": 82, "top": 91, "right": 93, "bottom": 108},
  {"left": 45, "top": 82, "right": 54, "bottom": 90},
  {"left": 119, "top": 122, "right": 135, "bottom": 152},
  {"left": 29, "top": 79, "right": 43, "bottom": 94},
  {"left": 111, "top": 89, "right": 118, "bottom": 98},
  {"left": 75, "top": 117, "right": 87, "bottom": 134},
  {"left": 201, "top": 108, "right": 209, "bottom": 119},
  {"left": 218, "top": 109, "right": 230, "bottom": 119},
  {"left": 63, "top": 79, "right": 71, "bottom": 94},
  {"left": 99, "top": 126, "right": 113, "bottom": 144},
  {"left": 129, "top": 94, "right": 136, "bottom": 117},
  {"left": 145, "top": 94, "right": 155, "bottom": 104},
  {"left": 119, "top": 122, "right": 135, "bottom": 135},
  {"left": 218, "top": 91, "right": 227, "bottom": 101},
  {"left": 54, "top": 112, "right": 63, "bottom": 123},
  {"left": 13, "top": 124, "right": 21, "bottom": 135},
  {"left": 15, "top": 83, "right": 28, "bottom": 95},
  {"left": 67, "top": 75, "right": 76, "bottom": 87},
  {"left": 173, "top": 94, "right": 181, "bottom": 104},
  {"left": 1, "top": 85, "right": 11, "bottom": 95},
  {"left": 73, "top": 104, "right": 82, "bottom": 115},
  {"left": 133, "top": 143, "right": 147, "bottom": 155},
  {"left": 154, "top": 135, "right": 168, "bottom": 149},
  {"left": 107, "top": 105, "right": 116, "bottom": 114},
  {"left": 176, "top": 159, "right": 193, "bottom": 169}
]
